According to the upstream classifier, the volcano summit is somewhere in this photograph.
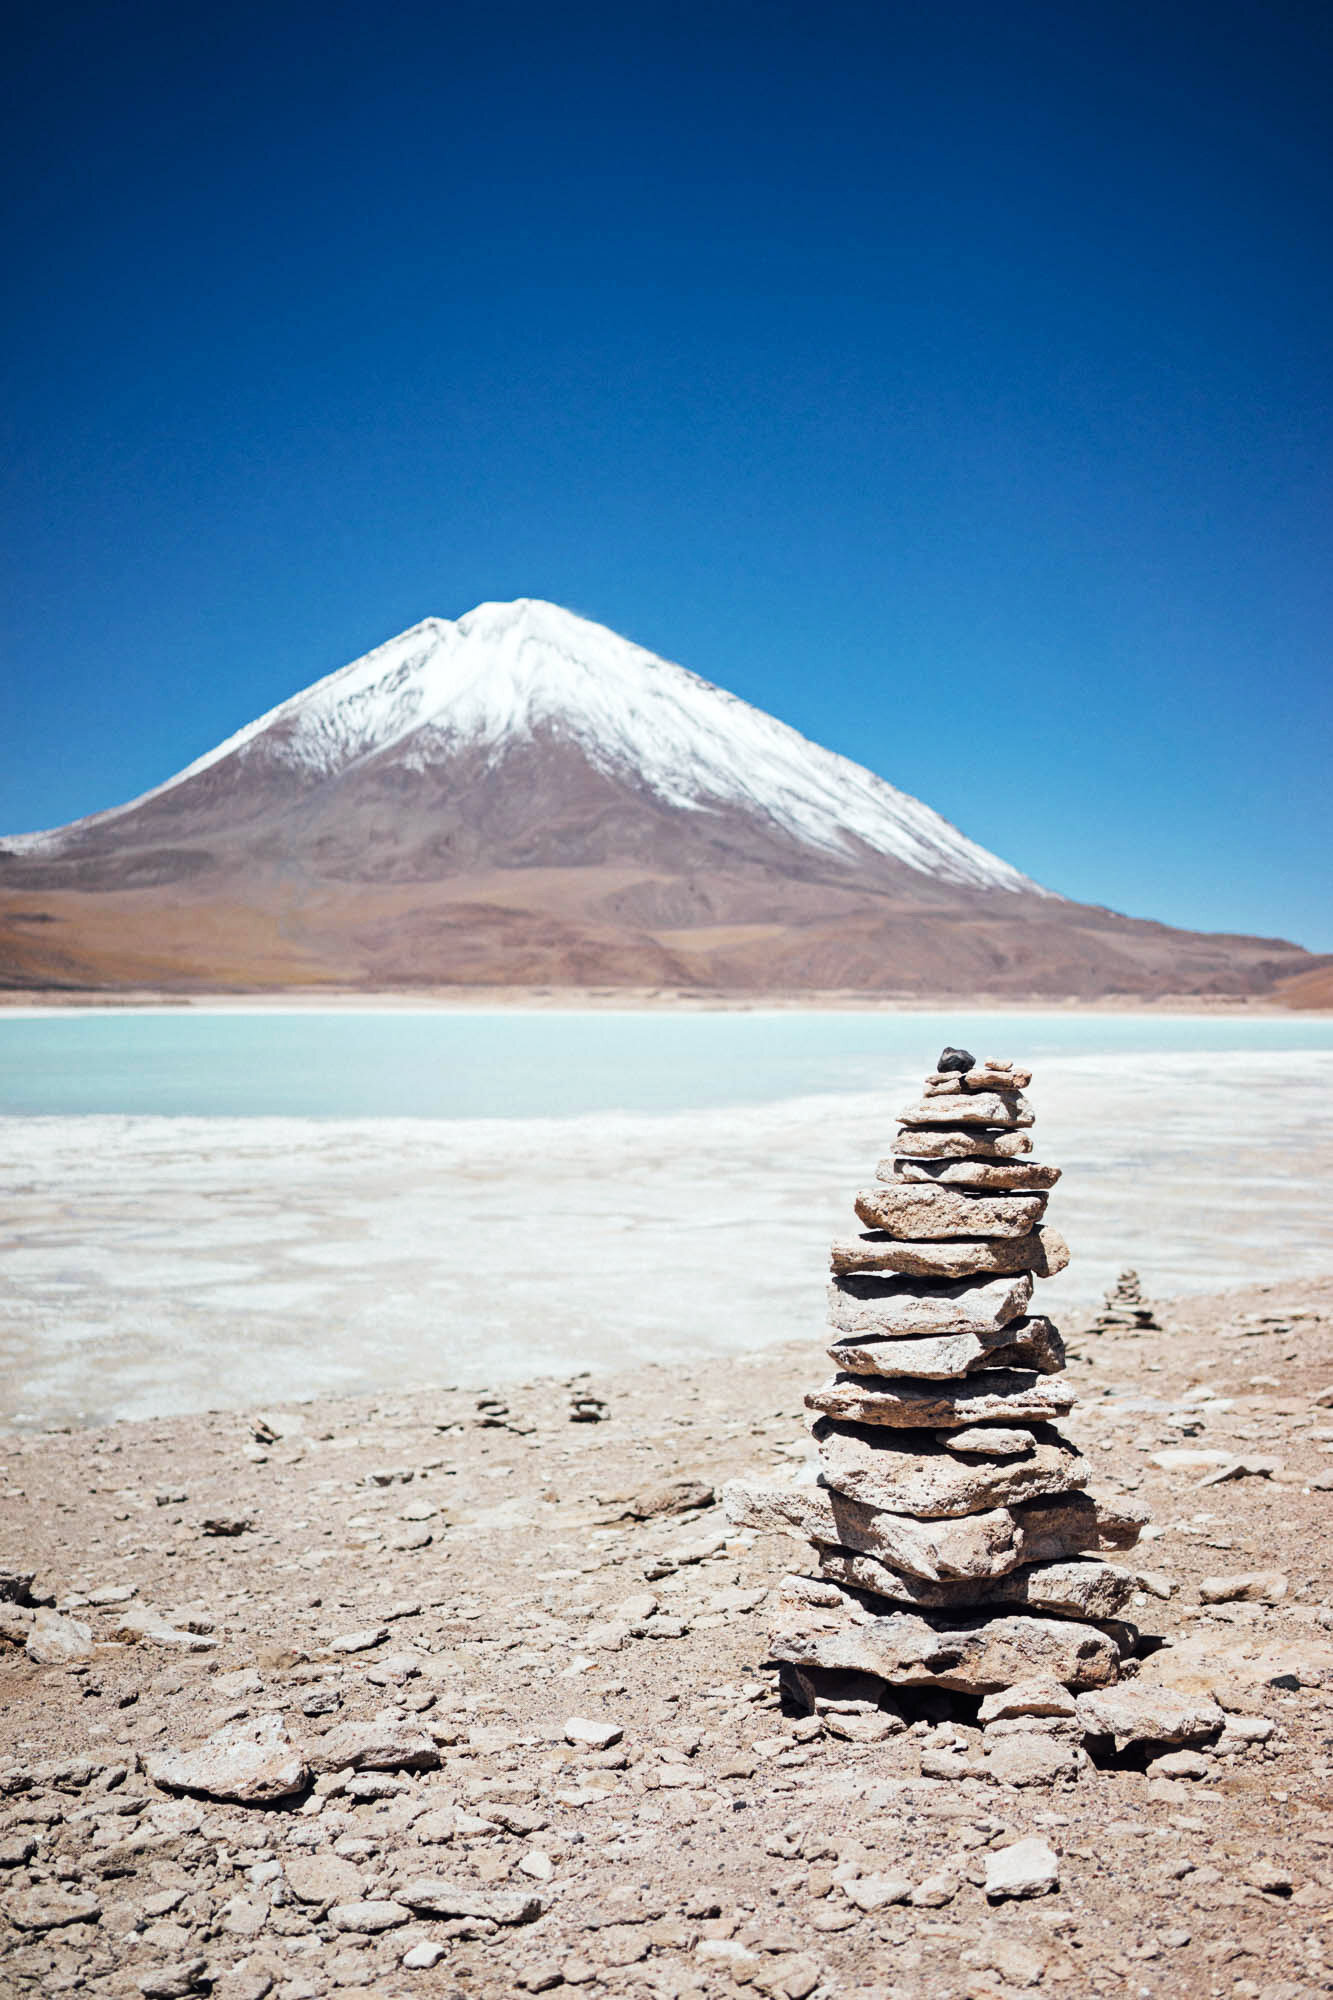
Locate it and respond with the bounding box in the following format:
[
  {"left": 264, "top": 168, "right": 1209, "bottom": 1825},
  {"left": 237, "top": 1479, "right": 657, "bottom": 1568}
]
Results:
[{"left": 0, "top": 600, "right": 1314, "bottom": 996}]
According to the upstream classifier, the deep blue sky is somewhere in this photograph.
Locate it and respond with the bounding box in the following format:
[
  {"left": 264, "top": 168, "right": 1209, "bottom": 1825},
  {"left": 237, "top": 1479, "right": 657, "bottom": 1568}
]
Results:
[{"left": 3, "top": 0, "right": 1330, "bottom": 947}]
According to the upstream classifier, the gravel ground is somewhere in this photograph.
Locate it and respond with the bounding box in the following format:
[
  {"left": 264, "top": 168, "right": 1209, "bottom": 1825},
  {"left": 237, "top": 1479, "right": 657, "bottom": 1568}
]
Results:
[{"left": 2, "top": 1274, "right": 1332, "bottom": 2000}]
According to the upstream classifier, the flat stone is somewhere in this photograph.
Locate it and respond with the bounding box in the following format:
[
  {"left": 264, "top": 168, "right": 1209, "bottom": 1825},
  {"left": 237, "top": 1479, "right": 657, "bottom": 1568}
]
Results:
[
  {"left": 328, "top": 1626, "right": 388, "bottom": 1653},
  {"left": 1149, "top": 1449, "right": 1234, "bottom": 1472},
  {"left": 7, "top": 1887, "right": 103, "bottom": 1929},
  {"left": 564, "top": 1717, "right": 623, "bottom": 1750},
  {"left": 817, "top": 1549, "right": 1139, "bottom": 1622},
  {"left": 723, "top": 1480, "right": 1144, "bottom": 1581},
  {"left": 283, "top": 1852, "right": 365, "bottom": 1906},
  {"left": 1198, "top": 1570, "right": 1288, "bottom": 1605},
  {"left": 396, "top": 1877, "right": 544, "bottom": 1924},
  {"left": 884, "top": 1128, "right": 1032, "bottom": 1162},
  {"left": 1197, "top": 1455, "right": 1280, "bottom": 1486},
  {"left": 841, "top": 1872, "right": 912, "bottom": 1910},
  {"left": 1148, "top": 1748, "right": 1210, "bottom": 1779},
  {"left": 769, "top": 1576, "right": 1121, "bottom": 1691},
  {"left": 329, "top": 1899, "right": 411, "bottom": 1932},
  {"left": 894, "top": 1158, "right": 1061, "bottom": 1190},
  {"left": 897, "top": 1092, "right": 1034, "bottom": 1129},
  {"left": 1074, "top": 1685, "right": 1225, "bottom": 1748},
  {"left": 853, "top": 1185, "right": 1046, "bottom": 1239},
  {"left": 830, "top": 1227, "right": 1069, "bottom": 1280},
  {"left": 111, "top": 1606, "right": 216, "bottom": 1652},
  {"left": 812, "top": 1417, "right": 1087, "bottom": 1518},
  {"left": 984, "top": 1837, "right": 1060, "bottom": 1899},
  {"left": 979, "top": 1676, "right": 1078, "bottom": 1722},
  {"left": 146, "top": 1714, "right": 307, "bottom": 1804},
  {"left": 24, "top": 1608, "right": 94, "bottom": 1664},
  {"left": 135, "top": 1962, "right": 209, "bottom": 2000},
  {"left": 806, "top": 1368, "right": 1075, "bottom": 1429},
  {"left": 938, "top": 1424, "right": 1035, "bottom": 1457},
  {"left": 828, "top": 1270, "right": 1033, "bottom": 1340},
  {"left": 305, "top": 1718, "right": 440, "bottom": 1775},
  {"left": 403, "top": 1942, "right": 448, "bottom": 1970},
  {"left": 829, "top": 1313, "right": 1067, "bottom": 1383},
  {"left": 615, "top": 1478, "right": 715, "bottom": 1520}
]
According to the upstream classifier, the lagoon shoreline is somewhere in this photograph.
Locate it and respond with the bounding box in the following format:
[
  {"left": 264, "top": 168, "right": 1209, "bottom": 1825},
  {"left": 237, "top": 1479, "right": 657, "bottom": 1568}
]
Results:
[{"left": 1, "top": 985, "right": 1325, "bottom": 1014}]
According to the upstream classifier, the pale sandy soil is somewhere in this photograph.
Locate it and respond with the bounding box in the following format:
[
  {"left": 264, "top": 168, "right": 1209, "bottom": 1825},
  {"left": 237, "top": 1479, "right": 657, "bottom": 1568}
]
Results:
[{"left": 2, "top": 1275, "right": 1332, "bottom": 2000}]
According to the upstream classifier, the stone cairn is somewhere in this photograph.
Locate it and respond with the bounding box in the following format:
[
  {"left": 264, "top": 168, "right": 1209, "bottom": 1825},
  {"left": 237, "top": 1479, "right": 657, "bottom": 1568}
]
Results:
[
  {"left": 1087, "top": 1267, "right": 1162, "bottom": 1337},
  {"left": 726, "top": 1048, "right": 1150, "bottom": 1714}
]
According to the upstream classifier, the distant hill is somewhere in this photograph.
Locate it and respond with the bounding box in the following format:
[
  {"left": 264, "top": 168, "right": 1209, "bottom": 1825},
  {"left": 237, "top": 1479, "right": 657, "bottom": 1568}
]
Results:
[{"left": 0, "top": 599, "right": 1319, "bottom": 998}]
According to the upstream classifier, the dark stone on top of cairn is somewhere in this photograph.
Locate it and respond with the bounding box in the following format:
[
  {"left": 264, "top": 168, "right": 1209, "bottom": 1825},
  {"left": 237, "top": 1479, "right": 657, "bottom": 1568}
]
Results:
[{"left": 937, "top": 1046, "right": 976, "bottom": 1073}]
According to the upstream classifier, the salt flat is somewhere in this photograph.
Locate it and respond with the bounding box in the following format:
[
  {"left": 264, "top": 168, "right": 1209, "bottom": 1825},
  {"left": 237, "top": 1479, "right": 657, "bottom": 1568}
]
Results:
[{"left": 3, "top": 1048, "right": 1329, "bottom": 1428}]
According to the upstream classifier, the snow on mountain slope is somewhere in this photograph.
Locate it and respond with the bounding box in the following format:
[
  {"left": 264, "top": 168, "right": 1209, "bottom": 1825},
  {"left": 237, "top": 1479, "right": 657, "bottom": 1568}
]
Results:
[{"left": 3, "top": 599, "right": 1046, "bottom": 894}]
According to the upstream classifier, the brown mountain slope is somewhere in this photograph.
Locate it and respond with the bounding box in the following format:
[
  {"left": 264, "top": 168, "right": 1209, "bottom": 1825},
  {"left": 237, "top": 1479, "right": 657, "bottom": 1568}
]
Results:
[{"left": 0, "top": 863, "right": 1314, "bottom": 998}]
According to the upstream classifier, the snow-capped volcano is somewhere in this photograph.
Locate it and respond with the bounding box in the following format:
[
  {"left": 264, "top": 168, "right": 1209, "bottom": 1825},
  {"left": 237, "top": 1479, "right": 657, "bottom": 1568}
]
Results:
[
  {"left": 4, "top": 599, "right": 1041, "bottom": 895},
  {"left": 4, "top": 599, "right": 1314, "bottom": 999}
]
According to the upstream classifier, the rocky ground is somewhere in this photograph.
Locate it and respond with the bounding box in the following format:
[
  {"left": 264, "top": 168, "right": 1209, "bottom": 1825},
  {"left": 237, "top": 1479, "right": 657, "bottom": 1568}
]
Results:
[{"left": 2, "top": 1275, "right": 1332, "bottom": 2000}]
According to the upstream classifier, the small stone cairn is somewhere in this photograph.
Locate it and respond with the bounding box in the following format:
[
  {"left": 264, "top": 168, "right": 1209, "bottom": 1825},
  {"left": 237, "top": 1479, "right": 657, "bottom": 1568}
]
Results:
[
  {"left": 726, "top": 1048, "right": 1150, "bottom": 1709},
  {"left": 1087, "top": 1267, "right": 1163, "bottom": 1337}
]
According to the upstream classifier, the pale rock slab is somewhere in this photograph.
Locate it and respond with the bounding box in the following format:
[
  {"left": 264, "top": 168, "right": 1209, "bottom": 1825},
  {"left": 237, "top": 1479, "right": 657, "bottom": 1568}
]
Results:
[
  {"left": 111, "top": 1606, "right": 216, "bottom": 1652},
  {"left": 727, "top": 1480, "right": 1029, "bottom": 1580},
  {"left": 938, "top": 1424, "right": 1035, "bottom": 1457},
  {"left": 723, "top": 1480, "right": 1144, "bottom": 1581},
  {"left": 304, "top": 1718, "right": 440, "bottom": 1775},
  {"left": 830, "top": 1226, "right": 1068, "bottom": 1280},
  {"left": 329, "top": 1899, "right": 411, "bottom": 1932},
  {"left": 816, "top": 1549, "right": 1139, "bottom": 1622},
  {"left": 894, "top": 1157, "right": 1061, "bottom": 1190},
  {"left": 841, "top": 1872, "right": 912, "bottom": 1910},
  {"left": 924, "top": 1063, "right": 1032, "bottom": 1093},
  {"left": 396, "top": 1878, "right": 544, "bottom": 1924},
  {"left": 1198, "top": 1570, "right": 1287, "bottom": 1605},
  {"left": 984, "top": 1837, "right": 1060, "bottom": 1899},
  {"left": 882, "top": 1128, "right": 1032, "bottom": 1162},
  {"left": 7, "top": 1888, "right": 104, "bottom": 1930},
  {"left": 897, "top": 1092, "right": 1034, "bottom": 1129},
  {"left": 828, "top": 1270, "right": 1033, "bottom": 1339},
  {"left": 1074, "top": 1685, "right": 1225, "bottom": 1748},
  {"left": 811, "top": 1417, "right": 1088, "bottom": 1517},
  {"left": 853, "top": 1184, "right": 1046, "bottom": 1239},
  {"left": 980, "top": 1676, "right": 1077, "bottom": 1723},
  {"left": 145, "top": 1715, "right": 308, "bottom": 1804},
  {"left": 770, "top": 1575, "right": 1121, "bottom": 1692},
  {"left": 805, "top": 1367, "right": 1076, "bottom": 1429},
  {"left": 827, "top": 1314, "right": 1067, "bottom": 1384},
  {"left": 564, "top": 1717, "right": 623, "bottom": 1750}
]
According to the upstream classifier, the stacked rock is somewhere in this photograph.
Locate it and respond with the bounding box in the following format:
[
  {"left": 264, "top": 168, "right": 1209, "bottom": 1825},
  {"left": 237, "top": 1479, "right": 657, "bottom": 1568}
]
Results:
[
  {"left": 1087, "top": 1268, "right": 1162, "bottom": 1337},
  {"left": 725, "top": 1048, "right": 1148, "bottom": 1703}
]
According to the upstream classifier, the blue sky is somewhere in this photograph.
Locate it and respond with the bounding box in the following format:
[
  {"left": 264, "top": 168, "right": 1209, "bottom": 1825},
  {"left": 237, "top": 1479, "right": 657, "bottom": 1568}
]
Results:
[{"left": 3, "top": 0, "right": 1330, "bottom": 948}]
